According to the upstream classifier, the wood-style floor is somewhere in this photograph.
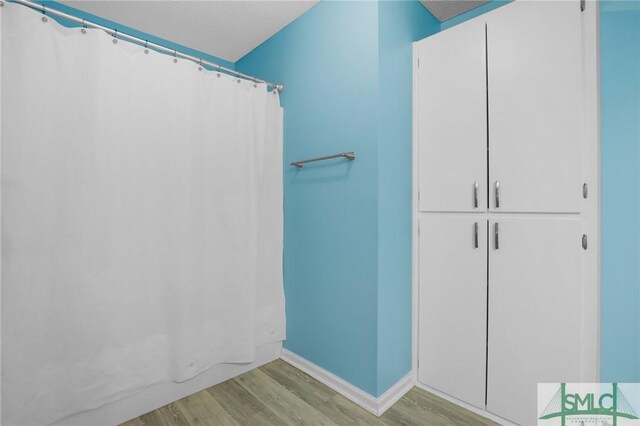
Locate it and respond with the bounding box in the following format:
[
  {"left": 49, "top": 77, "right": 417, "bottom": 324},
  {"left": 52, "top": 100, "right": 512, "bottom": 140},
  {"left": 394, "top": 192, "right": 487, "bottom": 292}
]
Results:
[{"left": 121, "top": 359, "right": 498, "bottom": 426}]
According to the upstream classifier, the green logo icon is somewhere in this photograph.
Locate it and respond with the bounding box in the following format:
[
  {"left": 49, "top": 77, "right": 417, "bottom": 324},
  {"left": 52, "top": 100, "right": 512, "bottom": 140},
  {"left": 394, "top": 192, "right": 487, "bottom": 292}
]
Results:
[{"left": 540, "top": 383, "right": 639, "bottom": 426}]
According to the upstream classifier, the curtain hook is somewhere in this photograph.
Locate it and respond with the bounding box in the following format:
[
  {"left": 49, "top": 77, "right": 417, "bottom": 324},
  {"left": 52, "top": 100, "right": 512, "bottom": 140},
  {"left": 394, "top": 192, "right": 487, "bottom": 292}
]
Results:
[
  {"left": 217, "top": 65, "right": 222, "bottom": 77},
  {"left": 144, "top": 40, "right": 149, "bottom": 54},
  {"left": 198, "top": 59, "right": 203, "bottom": 71},
  {"left": 41, "top": 4, "right": 48, "bottom": 21},
  {"left": 112, "top": 29, "right": 118, "bottom": 44}
]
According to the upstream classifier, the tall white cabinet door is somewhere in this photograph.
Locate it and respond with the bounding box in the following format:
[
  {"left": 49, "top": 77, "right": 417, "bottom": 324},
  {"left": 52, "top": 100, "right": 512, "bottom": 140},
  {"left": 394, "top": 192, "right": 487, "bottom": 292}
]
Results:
[
  {"left": 487, "top": 2, "right": 584, "bottom": 212},
  {"left": 487, "top": 218, "right": 583, "bottom": 425},
  {"left": 417, "top": 21, "right": 487, "bottom": 212},
  {"left": 418, "top": 215, "right": 487, "bottom": 409}
]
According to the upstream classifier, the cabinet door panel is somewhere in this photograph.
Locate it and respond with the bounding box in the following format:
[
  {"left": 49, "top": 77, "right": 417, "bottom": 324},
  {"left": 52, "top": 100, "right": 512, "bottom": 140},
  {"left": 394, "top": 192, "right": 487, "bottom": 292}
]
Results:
[
  {"left": 417, "top": 21, "right": 487, "bottom": 212},
  {"left": 418, "top": 215, "right": 487, "bottom": 409},
  {"left": 487, "top": 218, "right": 583, "bottom": 425},
  {"left": 487, "top": 2, "right": 584, "bottom": 212}
]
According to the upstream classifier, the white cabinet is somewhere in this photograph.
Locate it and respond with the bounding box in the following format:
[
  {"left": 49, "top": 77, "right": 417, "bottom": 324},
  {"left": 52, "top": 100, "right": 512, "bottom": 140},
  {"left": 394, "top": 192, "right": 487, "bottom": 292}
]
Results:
[
  {"left": 413, "top": 1, "right": 598, "bottom": 425},
  {"left": 418, "top": 215, "right": 487, "bottom": 409},
  {"left": 417, "top": 2, "right": 587, "bottom": 214},
  {"left": 418, "top": 215, "right": 587, "bottom": 424},
  {"left": 487, "top": 218, "right": 584, "bottom": 425},
  {"left": 487, "top": 2, "right": 585, "bottom": 213},
  {"left": 417, "top": 20, "right": 487, "bottom": 212}
]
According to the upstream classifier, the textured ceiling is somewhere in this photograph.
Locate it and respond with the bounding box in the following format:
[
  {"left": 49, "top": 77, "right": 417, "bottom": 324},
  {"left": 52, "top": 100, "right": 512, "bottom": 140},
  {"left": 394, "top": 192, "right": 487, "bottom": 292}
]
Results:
[
  {"left": 60, "top": 1, "right": 319, "bottom": 63},
  {"left": 420, "top": 0, "right": 490, "bottom": 22}
]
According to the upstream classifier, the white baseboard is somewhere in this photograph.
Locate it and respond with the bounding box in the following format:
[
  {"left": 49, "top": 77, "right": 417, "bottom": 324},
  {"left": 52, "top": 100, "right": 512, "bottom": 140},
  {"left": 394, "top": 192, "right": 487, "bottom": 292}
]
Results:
[
  {"left": 414, "top": 382, "right": 516, "bottom": 426},
  {"left": 376, "top": 371, "right": 416, "bottom": 415},
  {"left": 280, "top": 348, "right": 414, "bottom": 417},
  {"left": 54, "top": 341, "right": 283, "bottom": 426}
]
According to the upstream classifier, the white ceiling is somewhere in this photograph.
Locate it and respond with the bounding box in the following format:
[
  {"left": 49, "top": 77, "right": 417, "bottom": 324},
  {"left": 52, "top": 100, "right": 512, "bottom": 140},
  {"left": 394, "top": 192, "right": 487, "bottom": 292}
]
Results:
[
  {"left": 420, "top": 0, "right": 490, "bottom": 22},
  {"left": 60, "top": 1, "right": 319, "bottom": 63}
]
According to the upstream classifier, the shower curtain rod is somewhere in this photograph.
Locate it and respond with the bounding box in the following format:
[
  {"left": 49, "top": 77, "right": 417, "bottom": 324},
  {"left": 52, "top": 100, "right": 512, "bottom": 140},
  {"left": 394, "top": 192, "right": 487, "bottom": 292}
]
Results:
[{"left": 7, "top": 0, "right": 285, "bottom": 93}]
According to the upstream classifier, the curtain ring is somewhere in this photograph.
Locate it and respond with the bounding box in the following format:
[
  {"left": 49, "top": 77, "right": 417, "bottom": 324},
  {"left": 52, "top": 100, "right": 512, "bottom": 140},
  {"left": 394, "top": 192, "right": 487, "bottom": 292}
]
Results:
[
  {"left": 41, "top": 4, "right": 46, "bottom": 14},
  {"left": 112, "top": 29, "right": 118, "bottom": 44},
  {"left": 81, "top": 18, "right": 86, "bottom": 27}
]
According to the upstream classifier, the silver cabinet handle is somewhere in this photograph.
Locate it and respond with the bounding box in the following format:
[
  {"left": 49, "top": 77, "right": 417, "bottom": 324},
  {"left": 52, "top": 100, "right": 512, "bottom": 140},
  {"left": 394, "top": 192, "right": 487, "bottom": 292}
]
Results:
[
  {"left": 495, "top": 181, "right": 500, "bottom": 208},
  {"left": 494, "top": 222, "right": 499, "bottom": 250},
  {"left": 582, "top": 234, "right": 588, "bottom": 250},
  {"left": 474, "top": 222, "right": 479, "bottom": 248},
  {"left": 473, "top": 182, "right": 479, "bottom": 208}
]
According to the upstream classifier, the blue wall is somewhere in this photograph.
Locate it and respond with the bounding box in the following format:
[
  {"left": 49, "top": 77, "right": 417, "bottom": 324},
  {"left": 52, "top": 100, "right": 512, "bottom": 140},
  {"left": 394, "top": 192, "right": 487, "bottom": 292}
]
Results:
[
  {"left": 237, "top": 1, "right": 438, "bottom": 396},
  {"left": 26, "top": 1, "right": 234, "bottom": 69},
  {"left": 377, "top": 0, "right": 439, "bottom": 395},
  {"left": 600, "top": 1, "right": 640, "bottom": 383},
  {"left": 237, "top": 1, "right": 381, "bottom": 395}
]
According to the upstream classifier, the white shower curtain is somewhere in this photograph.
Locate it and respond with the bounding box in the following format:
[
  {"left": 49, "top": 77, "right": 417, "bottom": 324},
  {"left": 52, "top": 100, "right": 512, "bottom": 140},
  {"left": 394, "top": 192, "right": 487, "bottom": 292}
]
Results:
[{"left": 1, "top": 3, "right": 284, "bottom": 425}]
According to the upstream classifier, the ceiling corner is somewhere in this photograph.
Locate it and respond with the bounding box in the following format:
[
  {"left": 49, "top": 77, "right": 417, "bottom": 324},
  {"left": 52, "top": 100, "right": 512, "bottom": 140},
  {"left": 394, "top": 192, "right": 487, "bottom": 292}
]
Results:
[{"left": 419, "top": 0, "right": 491, "bottom": 22}]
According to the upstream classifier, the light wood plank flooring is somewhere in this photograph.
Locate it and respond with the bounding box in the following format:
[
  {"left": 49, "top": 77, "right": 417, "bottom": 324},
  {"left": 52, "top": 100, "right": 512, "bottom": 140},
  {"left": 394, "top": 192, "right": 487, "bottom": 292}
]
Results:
[{"left": 121, "top": 359, "right": 497, "bottom": 426}]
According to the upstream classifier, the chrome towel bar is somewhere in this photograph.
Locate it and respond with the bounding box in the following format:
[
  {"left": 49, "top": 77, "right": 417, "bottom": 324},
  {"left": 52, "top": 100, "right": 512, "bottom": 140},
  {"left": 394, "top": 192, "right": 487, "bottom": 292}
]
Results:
[{"left": 291, "top": 152, "right": 355, "bottom": 169}]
